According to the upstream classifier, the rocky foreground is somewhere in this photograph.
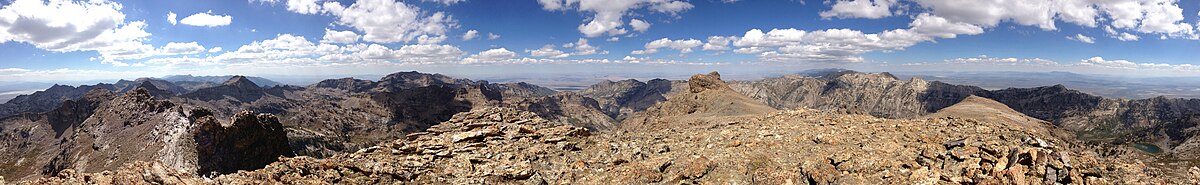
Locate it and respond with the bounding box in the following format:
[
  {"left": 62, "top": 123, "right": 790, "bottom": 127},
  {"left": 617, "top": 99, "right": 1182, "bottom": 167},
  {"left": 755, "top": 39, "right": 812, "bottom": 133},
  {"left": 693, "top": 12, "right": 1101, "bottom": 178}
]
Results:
[{"left": 12, "top": 72, "right": 1199, "bottom": 184}]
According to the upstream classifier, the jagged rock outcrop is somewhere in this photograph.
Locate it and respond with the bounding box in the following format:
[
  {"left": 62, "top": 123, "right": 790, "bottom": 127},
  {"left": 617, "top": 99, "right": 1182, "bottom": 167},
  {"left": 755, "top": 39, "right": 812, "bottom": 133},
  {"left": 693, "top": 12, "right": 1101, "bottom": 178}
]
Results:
[
  {"left": 193, "top": 110, "right": 293, "bottom": 175},
  {"left": 621, "top": 72, "right": 776, "bottom": 131},
  {"left": 1, "top": 87, "right": 296, "bottom": 181}
]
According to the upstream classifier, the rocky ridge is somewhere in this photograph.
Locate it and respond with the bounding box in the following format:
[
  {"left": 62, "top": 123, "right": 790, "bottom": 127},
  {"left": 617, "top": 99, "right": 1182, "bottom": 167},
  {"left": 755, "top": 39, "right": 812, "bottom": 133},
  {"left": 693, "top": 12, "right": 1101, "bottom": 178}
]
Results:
[{"left": 16, "top": 72, "right": 1198, "bottom": 184}]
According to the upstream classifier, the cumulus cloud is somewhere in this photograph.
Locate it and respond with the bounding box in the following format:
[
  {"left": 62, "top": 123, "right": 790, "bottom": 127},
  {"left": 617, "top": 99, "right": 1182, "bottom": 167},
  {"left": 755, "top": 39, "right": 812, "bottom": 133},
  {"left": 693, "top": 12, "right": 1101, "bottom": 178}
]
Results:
[
  {"left": 1079, "top": 56, "right": 1138, "bottom": 69},
  {"left": 629, "top": 19, "right": 650, "bottom": 32},
  {"left": 179, "top": 11, "right": 232, "bottom": 27},
  {"left": 819, "top": 0, "right": 896, "bottom": 19},
  {"left": 487, "top": 32, "right": 500, "bottom": 40},
  {"left": 1067, "top": 34, "right": 1096, "bottom": 44},
  {"left": 564, "top": 38, "right": 601, "bottom": 55},
  {"left": 167, "top": 12, "right": 177, "bottom": 25},
  {"left": 208, "top": 47, "right": 223, "bottom": 53},
  {"left": 250, "top": 0, "right": 321, "bottom": 14},
  {"left": 815, "top": 0, "right": 1197, "bottom": 39},
  {"left": 151, "top": 34, "right": 467, "bottom": 67},
  {"left": 322, "top": 0, "right": 455, "bottom": 43},
  {"left": 462, "top": 30, "right": 479, "bottom": 40},
  {"left": 702, "top": 36, "right": 737, "bottom": 51},
  {"left": 0, "top": 0, "right": 164, "bottom": 66},
  {"left": 1104, "top": 26, "right": 1141, "bottom": 41},
  {"left": 321, "top": 29, "right": 361, "bottom": 44},
  {"left": 633, "top": 38, "right": 701, "bottom": 54},
  {"left": 464, "top": 48, "right": 518, "bottom": 63},
  {"left": 908, "top": 13, "right": 983, "bottom": 39},
  {"left": 422, "top": 0, "right": 466, "bottom": 5},
  {"left": 537, "top": 0, "right": 692, "bottom": 37},
  {"left": 527, "top": 45, "right": 570, "bottom": 58},
  {"left": 159, "top": 42, "right": 206, "bottom": 55}
]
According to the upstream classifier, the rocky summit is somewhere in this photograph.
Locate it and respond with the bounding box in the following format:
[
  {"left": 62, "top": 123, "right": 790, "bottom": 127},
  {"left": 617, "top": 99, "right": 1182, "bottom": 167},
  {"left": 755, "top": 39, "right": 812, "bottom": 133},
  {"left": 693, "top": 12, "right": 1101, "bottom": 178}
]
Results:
[{"left": 0, "top": 71, "right": 1186, "bottom": 184}]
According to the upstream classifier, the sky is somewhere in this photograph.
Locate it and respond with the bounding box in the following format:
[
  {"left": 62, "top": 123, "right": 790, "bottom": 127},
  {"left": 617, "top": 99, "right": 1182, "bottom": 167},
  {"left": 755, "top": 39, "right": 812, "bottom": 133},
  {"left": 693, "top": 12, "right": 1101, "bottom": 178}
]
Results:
[{"left": 1, "top": 0, "right": 1199, "bottom": 83}]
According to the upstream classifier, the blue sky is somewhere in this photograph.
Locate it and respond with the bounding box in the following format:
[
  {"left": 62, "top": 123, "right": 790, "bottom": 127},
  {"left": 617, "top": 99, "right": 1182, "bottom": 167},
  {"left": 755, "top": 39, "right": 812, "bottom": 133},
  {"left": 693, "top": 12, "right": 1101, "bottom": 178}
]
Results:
[{"left": 1, "top": 0, "right": 1199, "bottom": 82}]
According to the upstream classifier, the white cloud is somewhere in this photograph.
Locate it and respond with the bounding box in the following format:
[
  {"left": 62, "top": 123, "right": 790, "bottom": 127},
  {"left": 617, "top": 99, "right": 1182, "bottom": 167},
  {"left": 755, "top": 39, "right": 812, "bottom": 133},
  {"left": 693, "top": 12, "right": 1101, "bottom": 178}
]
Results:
[
  {"left": 537, "top": 0, "right": 693, "bottom": 37},
  {"left": 250, "top": 0, "right": 321, "bottom": 14},
  {"left": 566, "top": 38, "right": 601, "bottom": 55},
  {"left": 487, "top": 32, "right": 500, "bottom": 40},
  {"left": 154, "top": 34, "right": 467, "bottom": 66},
  {"left": 321, "top": 29, "right": 361, "bottom": 44},
  {"left": 606, "top": 37, "right": 620, "bottom": 42},
  {"left": 820, "top": 0, "right": 896, "bottom": 19},
  {"left": 208, "top": 47, "right": 223, "bottom": 53},
  {"left": 907, "top": 0, "right": 1196, "bottom": 38},
  {"left": 322, "top": 0, "right": 454, "bottom": 43},
  {"left": 167, "top": 11, "right": 178, "bottom": 25},
  {"left": 634, "top": 38, "right": 702, "bottom": 54},
  {"left": 0, "top": 0, "right": 152, "bottom": 61},
  {"left": 416, "top": 35, "right": 446, "bottom": 44},
  {"left": 702, "top": 36, "right": 737, "bottom": 51},
  {"left": 464, "top": 48, "right": 518, "bottom": 63},
  {"left": 422, "top": 0, "right": 466, "bottom": 5},
  {"left": 159, "top": 42, "right": 206, "bottom": 55},
  {"left": 1079, "top": 56, "right": 1138, "bottom": 69},
  {"left": 1067, "top": 34, "right": 1095, "bottom": 44},
  {"left": 629, "top": 19, "right": 651, "bottom": 32},
  {"left": 944, "top": 55, "right": 1057, "bottom": 65},
  {"left": 725, "top": 27, "right": 938, "bottom": 62},
  {"left": 1116, "top": 32, "right": 1140, "bottom": 41},
  {"left": 1103, "top": 26, "right": 1141, "bottom": 41},
  {"left": 462, "top": 30, "right": 479, "bottom": 40},
  {"left": 179, "top": 11, "right": 233, "bottom": 27},
  {"left": 908, "top": 13, "right": 983, "bottom": 39},
  {"left": 527, "top": 45, "right": 570, "bottom": 58}
]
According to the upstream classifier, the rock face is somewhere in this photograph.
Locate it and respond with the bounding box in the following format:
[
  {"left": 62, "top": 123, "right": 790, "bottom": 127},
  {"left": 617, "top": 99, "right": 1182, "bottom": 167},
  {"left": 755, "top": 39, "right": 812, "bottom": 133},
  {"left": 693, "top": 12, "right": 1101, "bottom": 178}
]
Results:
[
  {"left": 727, "top": 70, "right": 1200, "bottom": 158},
  {"left": 0, "top": 87, "right": 294, "bottom": 181},
  {"left": 621, "top": 72, "right": 776, "bottom": 130},
  {"left": 0, "top": 89, "right": 115, "bottom": 180},
  {"left": 20, "top": 90, "right": 1193, "bottom": 184},
  {"left": 729, "top": 72, "right": 982, "bottom": 118},
  {"left": 193, "top": 110, "right": 293, "bottom": 175},
  {"left": 578, "top": 78, "right": 682, "bottom": 121},
  {"left": 506, "top": 92, "right": 616, "bottom": 131}
]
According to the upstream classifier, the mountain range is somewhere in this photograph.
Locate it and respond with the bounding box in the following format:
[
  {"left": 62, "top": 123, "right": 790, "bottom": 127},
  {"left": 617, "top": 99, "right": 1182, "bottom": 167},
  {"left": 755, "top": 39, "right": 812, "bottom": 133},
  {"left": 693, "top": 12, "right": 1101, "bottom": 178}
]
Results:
[{"left": 0, "top": 70, "right": 1197, "bottom": 183}]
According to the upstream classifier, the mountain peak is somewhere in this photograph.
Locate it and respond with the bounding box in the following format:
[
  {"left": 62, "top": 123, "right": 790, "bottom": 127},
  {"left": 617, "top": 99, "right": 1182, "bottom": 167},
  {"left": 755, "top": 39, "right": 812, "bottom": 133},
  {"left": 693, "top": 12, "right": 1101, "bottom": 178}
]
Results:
[
  {"left": 222, "top": 76, "right": 260, "bottom": 89},
  {"left": 688, "top": 71, "right": 729, "bottom": 93},
  {"left": 223, "top": 76, "right": 253, "bottom": 85}
]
